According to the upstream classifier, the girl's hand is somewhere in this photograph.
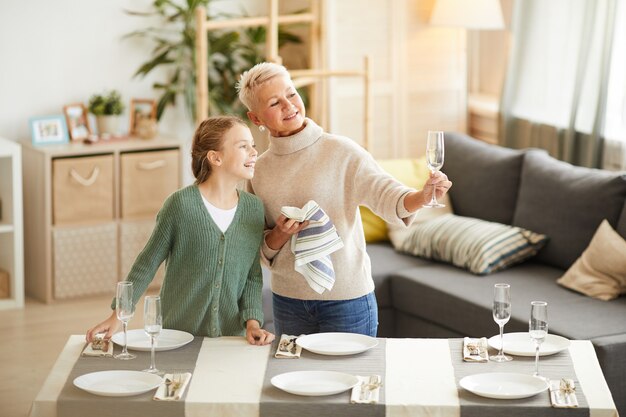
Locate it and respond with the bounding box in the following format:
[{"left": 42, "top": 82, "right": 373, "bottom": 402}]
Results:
[
  {"left": 86, "top": 311, "right": 120, "bottom": 343},
  {"left": 265, "top": 215, "right": 309, "bottom": 250},
  {"left": 245, "top": 320, "right": 276, "bottom": 346}
]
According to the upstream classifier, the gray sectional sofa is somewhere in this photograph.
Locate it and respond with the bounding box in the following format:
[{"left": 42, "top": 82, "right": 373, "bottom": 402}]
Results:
[{"left": 262, "top": 132, "right": 626, "bottom": 414}]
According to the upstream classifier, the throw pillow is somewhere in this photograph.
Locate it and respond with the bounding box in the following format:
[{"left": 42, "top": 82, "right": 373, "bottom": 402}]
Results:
[
  {"left": 391, "top": 214, "right": 549, "bottom": 275},
  {"left": 557, "top": 220, "right": 626, "bottom": 301},
  {"left": 361, "top": 157, "right": 430, "bottom": 242}
]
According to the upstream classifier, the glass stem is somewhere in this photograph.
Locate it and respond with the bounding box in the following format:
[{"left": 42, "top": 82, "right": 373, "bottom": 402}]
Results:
[
  {"left": 150, "top": 335, "right": 156, "bottom": 370},
  {"left": 122, "top": 321, "right": 128, "bottom": 354},
  {"left": 534, "top": 343, "right": 540, "bottom": 376},
  {"left": 498, "top": 324, "right": 504, "bottom": 356},
  {"left": 430, "top": 173, "right": 438, "bottom": 205}
]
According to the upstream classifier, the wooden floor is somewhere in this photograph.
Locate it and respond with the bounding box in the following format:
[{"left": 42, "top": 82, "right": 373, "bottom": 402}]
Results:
[{"left": 0, "top": 292, "right": 154, "bottom": 417}]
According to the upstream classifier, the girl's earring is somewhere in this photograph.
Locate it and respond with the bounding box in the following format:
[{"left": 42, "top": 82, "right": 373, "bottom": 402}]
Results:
[{"left": 258, "top": 125, "right": 266, "bottom": 132}]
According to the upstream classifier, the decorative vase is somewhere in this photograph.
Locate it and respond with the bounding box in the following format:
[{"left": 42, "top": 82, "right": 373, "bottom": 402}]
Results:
[{"left": 96, "top": 115, "right": 121, "bottom": 138}]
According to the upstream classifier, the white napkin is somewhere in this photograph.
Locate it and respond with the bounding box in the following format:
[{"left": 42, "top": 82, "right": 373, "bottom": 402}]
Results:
[
  {"left": 549, "top": 378, "right": 579, "bottom": 408},
  {"left": 275, "top": 334, "right": 302, "bottom": 359},
  {"left": 153, "top": 373, "right": 192, "bottom": 401},
  {"left": 463, "top": 337, "right": 489, "bottom": 362},
  {"left": 350, "top": 375, "right": 382, "bottom": 404},
  {"left": 82, "top": 337, "right": 113, "bottom": 357}
]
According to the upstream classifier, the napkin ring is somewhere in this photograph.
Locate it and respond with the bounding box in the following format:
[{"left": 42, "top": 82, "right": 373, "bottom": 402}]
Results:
[{"left": 559, "top": 379, "right": 576, "bottom": 395}]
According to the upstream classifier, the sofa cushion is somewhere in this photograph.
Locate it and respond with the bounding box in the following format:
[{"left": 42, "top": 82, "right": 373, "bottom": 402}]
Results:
[
  {"left": 390, "top": 214, "right": 548, "bottom": 275},
  {"left": 444, "top": 132, "right": 525, "bottom": 224},
  {"left": 513, "top": 150, "right": 626, "bottom": 269},
  {"left": 367, "top": 242, "right": 430, "bottom": 308},
  {"left": 390, "top": 262, "right": 626, "bottom": 340},
  {"left": 557, "top": 220, "right": 626, "bottom": 301}
]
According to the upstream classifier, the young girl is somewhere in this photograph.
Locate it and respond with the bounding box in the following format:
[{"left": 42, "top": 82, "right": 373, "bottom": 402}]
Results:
[{"left": 86, "top": 116, "right": 274, "bottom": 346}]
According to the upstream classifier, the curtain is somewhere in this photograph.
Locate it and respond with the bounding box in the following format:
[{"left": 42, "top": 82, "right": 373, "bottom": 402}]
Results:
[{"left": 499, "top": 0, "right": 617, "bottom": 168}]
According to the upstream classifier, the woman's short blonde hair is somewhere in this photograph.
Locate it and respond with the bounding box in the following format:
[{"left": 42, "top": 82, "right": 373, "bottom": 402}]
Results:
[{"left": 236, "top": 62, "right": 291, "bottom": 110}]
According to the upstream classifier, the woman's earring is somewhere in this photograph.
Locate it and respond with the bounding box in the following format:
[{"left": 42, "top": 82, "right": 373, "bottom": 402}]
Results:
[{"left": 258, "top": 125, "right": 266, "bottom": 132}]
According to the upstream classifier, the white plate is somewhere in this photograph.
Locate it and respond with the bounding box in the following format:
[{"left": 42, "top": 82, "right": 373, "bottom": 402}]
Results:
[
  {"left": 73, "top": 370, "right": 162, "bottom": 397},
  {"left": 296, "top": 332, "right": 378, "bottom": 356},
  {"left": 488, "top": 332, "right": 570, "bottom": 357},
  {"left": 271, "top": 371, "right": 359, "bottom": 396},
  {"left": 112, "top": 329, "right": 194, "bottom": 351},
  {"left": 460, "top": 372, "right": 548, "bottom": 399}
]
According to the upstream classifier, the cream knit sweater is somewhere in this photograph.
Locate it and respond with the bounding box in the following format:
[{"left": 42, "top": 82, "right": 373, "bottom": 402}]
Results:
[{"left": 249, "top": 118, "right": 415, "bottom": 300}]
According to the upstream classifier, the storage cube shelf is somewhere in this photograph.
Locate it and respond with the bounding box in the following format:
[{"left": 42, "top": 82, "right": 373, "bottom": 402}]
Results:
[
  {"left": 22, "top": 137, "right": 182, "bottom": 303},
  {"left": 0, "top": 137, "right": 24, "bottom": 310}
]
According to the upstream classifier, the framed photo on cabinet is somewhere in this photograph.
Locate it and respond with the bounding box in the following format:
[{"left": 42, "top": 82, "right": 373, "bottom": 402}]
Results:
[
  {"left": 29, "top": 115, "right": 69, "bottom": 146},
  {"left": 63, "top": 103, "right": 91, "bottom": 141},
  {"left": 129, "top": 99, "right": 157, "bottom": 135}
]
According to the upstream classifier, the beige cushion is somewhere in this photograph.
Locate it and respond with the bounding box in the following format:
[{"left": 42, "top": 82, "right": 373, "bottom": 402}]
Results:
[
  {"left": 557, "top": 220, "right": 626, "bottom": 301},
  {"left": 390, "top": 214, "right": 548, "bottom": 275}
]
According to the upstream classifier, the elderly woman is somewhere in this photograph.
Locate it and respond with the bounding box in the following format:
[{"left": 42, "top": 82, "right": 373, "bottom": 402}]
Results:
[{"left": 237, "top": 62, "right": 452, "bottom": 337}]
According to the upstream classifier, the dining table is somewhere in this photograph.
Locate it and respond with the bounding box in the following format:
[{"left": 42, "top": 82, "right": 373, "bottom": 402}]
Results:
[{"left": 29, "top": 335, "right": 618, "bottom": 417}]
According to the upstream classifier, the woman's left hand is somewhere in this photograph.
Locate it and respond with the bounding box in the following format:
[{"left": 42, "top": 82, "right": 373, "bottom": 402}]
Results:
[{"left": 245, "top": 320, "right": 276, "bottom": 345}]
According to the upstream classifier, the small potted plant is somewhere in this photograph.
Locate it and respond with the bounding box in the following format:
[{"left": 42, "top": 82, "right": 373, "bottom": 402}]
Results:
[{"left": 88, "top": 90, "right": 125, "bottom": 137}]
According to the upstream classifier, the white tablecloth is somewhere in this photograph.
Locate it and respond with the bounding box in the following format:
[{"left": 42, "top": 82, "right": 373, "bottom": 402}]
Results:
[{"left": 29, "top": 336, "right": 618, "bottom": 417}]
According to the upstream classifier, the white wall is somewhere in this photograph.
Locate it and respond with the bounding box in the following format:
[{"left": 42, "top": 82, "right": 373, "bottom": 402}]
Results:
[{"left": 0, "top": 0, "right": 194, "bottom": 142}]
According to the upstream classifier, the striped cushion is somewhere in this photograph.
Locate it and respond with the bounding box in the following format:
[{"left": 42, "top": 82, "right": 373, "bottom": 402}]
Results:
[{"left": 394, "top": 214, "right": 549, "bottom": 275}]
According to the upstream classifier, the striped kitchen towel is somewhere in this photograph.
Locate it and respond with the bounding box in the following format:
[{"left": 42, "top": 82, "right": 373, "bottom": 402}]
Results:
[{"left": 281, "top": 200, "right": 344, "bottom": 294}]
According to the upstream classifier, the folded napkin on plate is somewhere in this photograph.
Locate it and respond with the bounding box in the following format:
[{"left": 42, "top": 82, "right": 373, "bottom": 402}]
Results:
[
  {"left": 154, "top": 373, "right": 192, "bottom": 401},
  {"left": 82, "top": 335, "right": 113, "bottom": 357},
  {"left": 275, "top": 334, "right": 302, "bottom": 359},
  {"left": 281, "top": 200, "right": 343, "bottom": 294},
  {"left": 549, "top": 378, "right": 579, "bottom": 408},
  {"left": 351, "top": 375, "right": 382, "bottom": 404},
  {"left": 463, "top": 337, "right": 489, "bottom": 362}
]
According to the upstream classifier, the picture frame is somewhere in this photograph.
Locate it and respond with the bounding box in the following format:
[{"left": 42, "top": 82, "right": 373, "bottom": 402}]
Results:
[
  {"left": 29, "top": 115, "right": 69, "bottom": 146},
  {"left": 129, "top": 99, "right": 157, "bottom": 135},
  {"left": 63, "top": 103, "right": 91, "bottom": 141}
]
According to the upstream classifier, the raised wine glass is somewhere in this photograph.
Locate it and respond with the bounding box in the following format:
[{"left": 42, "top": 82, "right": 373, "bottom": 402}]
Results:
[
  {"left": 529, "top": 301, "right": 548, "bottom": 379},
  {"left": 491, "top": 283, "right": 512, "bottom": 362},
  {"left": 423, "top": 130, "right": 446, "bottom": 208},
  {"left": 114, "top": 281, "right": 136, "bottom": 360},
  {"left": 143, "top": 295, "right": 162, "bottom": 374}
]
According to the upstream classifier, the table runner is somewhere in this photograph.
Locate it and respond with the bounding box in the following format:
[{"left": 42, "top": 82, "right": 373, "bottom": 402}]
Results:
[
  {"left": 448, "top": 339, "right": 589, "bottom": 417},
  {"left": 260, "top": 338, "right": 386, "bottom": 417},
  {"left": 56, "top": 336, "right": 203, "bottom": 417}
]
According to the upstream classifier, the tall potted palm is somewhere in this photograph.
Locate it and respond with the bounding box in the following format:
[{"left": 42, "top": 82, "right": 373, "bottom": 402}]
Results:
[{"left": 125, "top": 0, "right": 303, "bottom": 122}]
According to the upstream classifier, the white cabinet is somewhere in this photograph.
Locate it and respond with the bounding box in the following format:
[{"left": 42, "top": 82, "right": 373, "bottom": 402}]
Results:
[
  {"left": 23, "top": 137, "right": 182, "bottom": 303},
  {"left": 0, "top": 137, "right": 24, "bottom": 310}
]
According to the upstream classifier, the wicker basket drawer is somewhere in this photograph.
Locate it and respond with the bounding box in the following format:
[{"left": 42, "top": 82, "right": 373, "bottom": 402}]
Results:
[
  {"left": 120, "top": 220, "right": 164, "bottom": 290},
  {"left": 121, "top": 150, "right": 179, "bottom": 219},
  {"left": 52, "top": 155, "right": 114, "bottom": 225},
  {"left": 53, "top": 223, "right": 118, "bottom": 299}
]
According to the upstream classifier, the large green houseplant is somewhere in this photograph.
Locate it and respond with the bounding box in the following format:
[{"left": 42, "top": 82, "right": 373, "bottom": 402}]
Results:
[{"left": 126, "top": 0, "right": 303, "bottom": 122}]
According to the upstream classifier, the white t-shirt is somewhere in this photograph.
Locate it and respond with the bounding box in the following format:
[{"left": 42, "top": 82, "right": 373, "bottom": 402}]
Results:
[{"left": 202, "top": 195, "right": 237, "bottom": 233}]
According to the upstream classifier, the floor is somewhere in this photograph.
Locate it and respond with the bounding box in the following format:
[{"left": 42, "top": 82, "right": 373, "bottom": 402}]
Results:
[{"left": 0, "top": 292, "right": 153, "bottom": 417}]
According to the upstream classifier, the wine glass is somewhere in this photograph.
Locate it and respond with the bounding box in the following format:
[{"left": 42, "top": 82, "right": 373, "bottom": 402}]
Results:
[
  {"left": 491, "top": 283, "right": 512, "bottom": 362},
  {"left": 114, "top": 281, "right": 136, "bottom": 360},
  {"left": 143, "top": 295, "right": 162, "bottom": 374},
  {"left": 423, "top": 130, "right": 446, "bottom": 208},
  {"left": 529, "top": 301, "right": 548, "bottom": 378}
]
